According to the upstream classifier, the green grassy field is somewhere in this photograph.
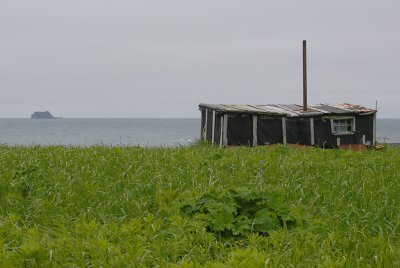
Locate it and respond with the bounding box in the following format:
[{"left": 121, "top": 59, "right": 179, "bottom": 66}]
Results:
[{"left": 1, "top": 144, "right": 400, "bottom": 267}]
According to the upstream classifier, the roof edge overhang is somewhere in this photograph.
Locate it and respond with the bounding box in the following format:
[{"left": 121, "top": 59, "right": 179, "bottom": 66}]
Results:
[{"left": 199, "top": 103, "right": 377, "bottom": 117}]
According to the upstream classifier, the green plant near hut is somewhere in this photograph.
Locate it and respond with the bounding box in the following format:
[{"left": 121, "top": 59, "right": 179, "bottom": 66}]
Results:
[
  {"left": 180, "top": 187, "right": 308, "bottom": 236},
  {"left": 0, "top": 144, "right": 400, "bottom": 266}
]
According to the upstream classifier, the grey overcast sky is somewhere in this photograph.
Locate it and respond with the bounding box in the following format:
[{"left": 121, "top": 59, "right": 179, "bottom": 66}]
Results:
[{"left": 0, "top": 0, "right": 399, "bottom": 118}]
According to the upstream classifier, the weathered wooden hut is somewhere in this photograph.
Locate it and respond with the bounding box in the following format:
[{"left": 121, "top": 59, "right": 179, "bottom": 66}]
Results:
[
  {"left": 199, "top": 41, "right": 376, "bottom": 148},
  {"left": 199, "top": 103, "right": 376, "bottom": 148}
]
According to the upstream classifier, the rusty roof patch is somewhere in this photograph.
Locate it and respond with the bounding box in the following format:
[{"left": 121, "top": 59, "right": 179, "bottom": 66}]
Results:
[{"left": 332, "top": 103, "right": 374, "bottom": 113}]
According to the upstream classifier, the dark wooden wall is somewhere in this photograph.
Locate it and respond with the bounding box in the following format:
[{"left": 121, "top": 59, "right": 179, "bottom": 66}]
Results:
[
  {"left": 227, "top": 114, "right": 253, "bottom": 146},
  {"left": 257, "top": 116, "right": 283, "bottom": 145}
]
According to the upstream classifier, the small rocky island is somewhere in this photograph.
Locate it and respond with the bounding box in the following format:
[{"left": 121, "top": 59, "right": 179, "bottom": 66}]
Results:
[{"left": 31, "top": 111, "right": 60, "bottom": 119}]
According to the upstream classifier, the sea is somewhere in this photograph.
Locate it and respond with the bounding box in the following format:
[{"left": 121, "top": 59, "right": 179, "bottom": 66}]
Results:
[{"left": 0, "top": 118, "right": 399, "bottom": 147}]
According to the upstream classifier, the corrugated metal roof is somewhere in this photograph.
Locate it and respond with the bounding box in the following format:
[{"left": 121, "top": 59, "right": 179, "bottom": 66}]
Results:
[
  {"left": 200, "top": 104, "right": 288, "bottom": 115},
  {"left": 199, "top": 103, "right": 376, "bottom": 117},
  {"left": 312, "top": 104, "right": 350, "bottom": 114},
  {"left": 255, "top": 105, "right": 297, "bottom": 117}
]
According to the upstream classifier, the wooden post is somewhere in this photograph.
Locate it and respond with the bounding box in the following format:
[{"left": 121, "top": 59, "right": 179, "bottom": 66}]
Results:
[
  {"left": 252, "top": 115, "right": 258, "bottom": 146},
  {"left": 303, "top": 40, "right": 308, "bottom": 111},
  {"left": 310, "top": 118, "right": 315, "bottom": 145},
  {"left": 373, "top": 113, "right": 376, "bottom": 146},
  {"left": 282, "top": 117, "right": 287, "bottom": 145},
  {"left": 211, "top": 110, "right": 216, "bottom": 144},
  {"left": 203, "top": 108, "right": 208, "bottom": 140},
  {"left": 223, "top": 114, "right": 228, "bottom": 146},
  {"left": 219, "top": 115, "right": 223, "bottom": 147},
  {"left": 200, "top": 108, "right": 204, "bottom": 140}
]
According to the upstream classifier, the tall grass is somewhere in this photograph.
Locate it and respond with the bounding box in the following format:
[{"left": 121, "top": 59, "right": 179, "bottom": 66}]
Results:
[{"left": 0, "top": 144, "right": 399, "bottom": 266}]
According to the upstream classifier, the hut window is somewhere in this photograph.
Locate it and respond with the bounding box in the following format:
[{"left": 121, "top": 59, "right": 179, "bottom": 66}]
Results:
[{"left": 331, "top": 117, "right": 355, "bottom": 135}]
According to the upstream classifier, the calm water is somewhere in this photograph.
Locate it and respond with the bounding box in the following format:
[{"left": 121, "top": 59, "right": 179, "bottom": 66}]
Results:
[
  {"left": 0, "top": 118, "right": 398, "bottom": 146},
  {"left": 377, "top": 119, "right": 400, "bottom": 144},
  {"left": 0, "top": 119, "right": 200, "bottom": 147}
]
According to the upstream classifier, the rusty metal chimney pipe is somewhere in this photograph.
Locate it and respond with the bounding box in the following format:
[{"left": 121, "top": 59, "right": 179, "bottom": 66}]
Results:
[{"left": 303, "top": 40, "right": 307, "bottom": 111}]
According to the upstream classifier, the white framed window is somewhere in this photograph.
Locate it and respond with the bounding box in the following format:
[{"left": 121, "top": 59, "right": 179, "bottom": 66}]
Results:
[{"left": 330, "top": 117, "right": 355, "bottom": 135}]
